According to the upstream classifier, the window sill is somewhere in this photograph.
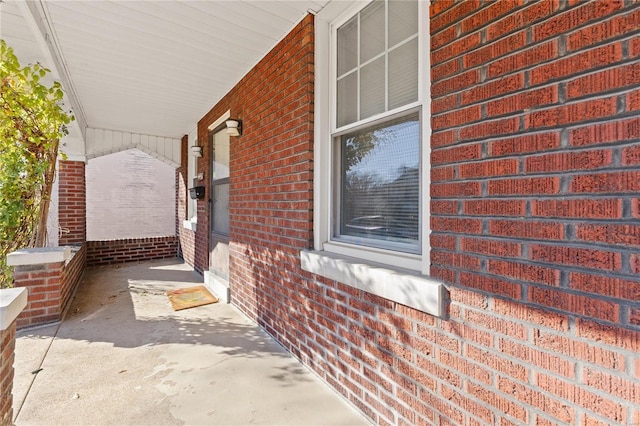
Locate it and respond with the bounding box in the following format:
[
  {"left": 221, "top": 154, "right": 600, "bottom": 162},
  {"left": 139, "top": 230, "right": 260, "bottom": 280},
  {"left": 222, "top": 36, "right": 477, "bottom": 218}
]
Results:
[
  {"left": 300, "top": 250, "right": 447, "bottom": 318},
  {"left": 182, "top": 219, "right": 197, "bottom": 232}
]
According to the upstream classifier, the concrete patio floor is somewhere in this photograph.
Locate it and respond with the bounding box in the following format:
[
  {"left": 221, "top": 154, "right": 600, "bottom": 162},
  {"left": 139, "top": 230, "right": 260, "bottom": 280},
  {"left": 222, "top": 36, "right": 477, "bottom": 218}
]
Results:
[{"left": 12, "top": 259, "right": 368, "bottom": 425}]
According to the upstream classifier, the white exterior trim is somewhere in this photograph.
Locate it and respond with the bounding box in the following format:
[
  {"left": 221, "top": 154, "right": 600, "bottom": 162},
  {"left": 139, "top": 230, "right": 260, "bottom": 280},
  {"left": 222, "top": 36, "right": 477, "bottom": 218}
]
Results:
[
  {"left": 0, "top": 288, "right": 28, "bottom": 331},
  {"left": 61, "top": 153, "right": 87, "bottom": 163},
  {"left": 7, "top": 247, "right": 71, "bottom": 266},
  {"left": 301, "top": 250, "right": 445, "bottom": 317},
  {"left": 314, "top": 0, "right": 431, "bottom": 274},
  {"left": 208, "top": 110, "right": 231, "bottom": 131},
  {"left": 17, "top": 0, "right": 88, "bottom": 137},
  {"left": 183, "top": 218, "right": 197, "bottom": 232},
  {"left": 85, "top": 128, "right": 181, "bottom": 168},
  {"left": 419, "top": 0, "right": 432, "bottom": 274},
  {"left": 308, "top": 1, "right": 443, "bottom": 316}
]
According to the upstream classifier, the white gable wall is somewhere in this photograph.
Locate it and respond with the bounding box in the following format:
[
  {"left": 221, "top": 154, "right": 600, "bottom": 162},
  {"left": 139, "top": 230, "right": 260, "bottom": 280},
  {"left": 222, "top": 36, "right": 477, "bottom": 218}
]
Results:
[
  {"left": 86, "top": 127, "right": 181, "bottom": 167},
  {"left": 86, "top": 149, "right": 176, "bottom": 241}
]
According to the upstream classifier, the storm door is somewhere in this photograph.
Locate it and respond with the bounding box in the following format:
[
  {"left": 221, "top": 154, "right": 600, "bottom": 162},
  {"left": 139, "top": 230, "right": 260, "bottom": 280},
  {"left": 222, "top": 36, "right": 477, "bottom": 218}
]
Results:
[{"left": 209, "top": 128, "right": 230, "bottom": 279}]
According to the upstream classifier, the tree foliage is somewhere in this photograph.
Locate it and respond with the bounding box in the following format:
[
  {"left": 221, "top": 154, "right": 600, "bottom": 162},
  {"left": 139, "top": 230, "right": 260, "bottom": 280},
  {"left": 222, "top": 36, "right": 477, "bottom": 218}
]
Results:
[{"left": 0, "top": 40, "right": 74, "bottom": 287}]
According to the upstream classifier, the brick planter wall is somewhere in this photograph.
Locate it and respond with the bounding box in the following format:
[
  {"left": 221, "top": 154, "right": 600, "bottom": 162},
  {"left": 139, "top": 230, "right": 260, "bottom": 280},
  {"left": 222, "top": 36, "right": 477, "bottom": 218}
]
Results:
[
  {"left": 11, "top": 245, "right": 86, "bottom": 329},
  {"left": 61, "top": 245, "right": 86, "bottom": 311},
  {"left": 86, "top": 236, "right": 178, "bottom": 267},
  {"left": 0, "top": 323, "right": 16, "bottom": 426}
]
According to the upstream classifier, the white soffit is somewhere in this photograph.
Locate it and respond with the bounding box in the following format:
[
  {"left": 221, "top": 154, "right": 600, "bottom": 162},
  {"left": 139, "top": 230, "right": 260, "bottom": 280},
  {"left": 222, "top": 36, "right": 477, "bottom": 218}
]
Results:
[
  {"left": 34, "top": 0, "right": 330, "bottom": 139},
  {"left": 1, "top": 1, "right": 41, "bottom": 65}
]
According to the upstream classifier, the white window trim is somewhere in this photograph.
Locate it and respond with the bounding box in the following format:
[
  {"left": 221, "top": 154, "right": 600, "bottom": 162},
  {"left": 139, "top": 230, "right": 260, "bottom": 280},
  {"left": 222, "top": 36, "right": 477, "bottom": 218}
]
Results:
[
  {"left": 208, "top": 110, "right": 231, "bottom": 131},
  {"left": 183, "top": 110, "right": 232, "bottom": 232},
  {"left": 304, "top": 1, "right": 444, "bottom": 317},
  {"left": 183, "top": 217, "right": 197, "bottom": 231},
  {"left": 314, "top": 0, "right": 431, "bottom": 274}
]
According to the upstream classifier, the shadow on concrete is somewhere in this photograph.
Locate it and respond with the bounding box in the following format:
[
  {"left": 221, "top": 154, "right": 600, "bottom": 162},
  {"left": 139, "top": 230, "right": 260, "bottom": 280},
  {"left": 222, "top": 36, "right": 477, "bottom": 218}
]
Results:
[
  {"left": 27, "top": 259, "right": 296, "bottom": 360},
  {"left": 13, "top": 258, "right": 366, "bottom": 426}
]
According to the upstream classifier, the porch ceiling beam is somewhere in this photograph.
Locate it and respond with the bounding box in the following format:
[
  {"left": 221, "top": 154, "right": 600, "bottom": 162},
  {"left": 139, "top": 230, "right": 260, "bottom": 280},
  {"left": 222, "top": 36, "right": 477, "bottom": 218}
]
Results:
[{"left": 17, "top": 0, "right": 88, "bottom": 138}]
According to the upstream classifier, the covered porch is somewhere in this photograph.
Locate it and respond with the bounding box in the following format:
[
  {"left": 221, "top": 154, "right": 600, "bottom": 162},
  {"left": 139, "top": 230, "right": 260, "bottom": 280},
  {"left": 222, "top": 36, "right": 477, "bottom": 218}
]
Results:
[
  {"left": 12, "top": 258, "right": 366, "bottom": 425},
  {"left": 2, "top": 0, "right": 640, "bottom": 424}
]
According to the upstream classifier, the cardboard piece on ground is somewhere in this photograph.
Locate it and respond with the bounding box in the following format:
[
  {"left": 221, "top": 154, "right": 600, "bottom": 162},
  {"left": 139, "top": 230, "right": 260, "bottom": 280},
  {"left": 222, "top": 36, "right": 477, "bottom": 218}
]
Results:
[{"left": 166, "top": 285, "right": 218, "bottom": 311}]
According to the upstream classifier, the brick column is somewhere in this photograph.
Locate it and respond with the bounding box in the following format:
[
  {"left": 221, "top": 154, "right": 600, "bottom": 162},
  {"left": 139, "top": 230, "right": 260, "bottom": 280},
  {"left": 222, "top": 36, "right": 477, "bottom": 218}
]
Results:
[
  {"left": 58, "top": 160, "right": 86, "bottom": 245},
  {"left": 0, "top": 288, "right": 28, "bottom": 426}
]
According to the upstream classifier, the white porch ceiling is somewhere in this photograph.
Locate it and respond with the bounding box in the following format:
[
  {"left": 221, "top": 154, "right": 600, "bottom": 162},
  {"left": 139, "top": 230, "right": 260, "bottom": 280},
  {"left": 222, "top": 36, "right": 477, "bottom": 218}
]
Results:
[{"left": 1, "top": 0, "right": 330, "bottom": 139}]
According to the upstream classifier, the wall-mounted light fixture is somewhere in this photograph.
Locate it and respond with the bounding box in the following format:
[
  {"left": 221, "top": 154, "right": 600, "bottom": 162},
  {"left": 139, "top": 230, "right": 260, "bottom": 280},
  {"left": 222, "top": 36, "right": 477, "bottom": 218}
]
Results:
[
  {"left": 226, "top": 119, "right": 242, "bottom": 137},
  {"left": 191, "top": 145, "right": 202, "bottom": 157}
]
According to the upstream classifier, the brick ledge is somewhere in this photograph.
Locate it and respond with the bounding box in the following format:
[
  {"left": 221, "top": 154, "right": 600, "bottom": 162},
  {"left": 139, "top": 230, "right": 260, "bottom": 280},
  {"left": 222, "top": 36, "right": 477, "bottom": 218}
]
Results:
[
  {"left": 0, "top": 288, "right": 27, "bottom": 331},
  {"left": 301, "top": 250, "right": 447, "bottom": 317}
]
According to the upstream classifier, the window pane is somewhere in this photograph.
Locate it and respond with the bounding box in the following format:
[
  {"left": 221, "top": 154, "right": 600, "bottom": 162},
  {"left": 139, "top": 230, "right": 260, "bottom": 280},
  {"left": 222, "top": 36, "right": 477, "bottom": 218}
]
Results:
[
  {"left": 389, "top": 0, "right": 418, "bottom": 46},
  {"left": 337, "top": 16, "right": 357, "bottom": 77},
  {"left": 213, "top": 183, "right": 229, "bottom": 235},
  {"left": 360, "top": 0, "right": 385, "bottom": 64},
  {"left": 213, "top": 131, "right": 229, "bottom": 179},
  {"left": 340, "top": 112, "right": 420, "bottom": 248},
  {"left": 389, "top": 38, "right": 418, "bottom": 110},
  {"left": 337, "top": 72, "right": 358, "bottom": 127},
  {"left": 360, "top": 57, "right": 385, "bottom": 120}
]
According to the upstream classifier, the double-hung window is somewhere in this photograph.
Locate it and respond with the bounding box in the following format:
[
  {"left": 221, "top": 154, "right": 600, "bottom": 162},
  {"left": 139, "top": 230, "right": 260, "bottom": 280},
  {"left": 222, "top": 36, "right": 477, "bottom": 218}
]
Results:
[
  {"left": 314, "top": 0, "right": 428, "bottom": 271},
  {"left": 334, "top": 0, "right": 421, "bottom": 255},
  {"left": 305, "top": 0, "right": 443, "bottom": 316}
]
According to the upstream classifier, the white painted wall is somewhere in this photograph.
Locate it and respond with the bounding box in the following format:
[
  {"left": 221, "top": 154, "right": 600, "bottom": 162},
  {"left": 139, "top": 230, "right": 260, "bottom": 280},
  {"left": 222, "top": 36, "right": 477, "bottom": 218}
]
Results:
[
  {"left": 46, "top": 163, "right": 60, "bottom": 247},
  {"left": 86, "top": 127, "right": 181, "bottom": 167},
  {"left": 86, "top": 149, "right": 176, "bottom": 241}
]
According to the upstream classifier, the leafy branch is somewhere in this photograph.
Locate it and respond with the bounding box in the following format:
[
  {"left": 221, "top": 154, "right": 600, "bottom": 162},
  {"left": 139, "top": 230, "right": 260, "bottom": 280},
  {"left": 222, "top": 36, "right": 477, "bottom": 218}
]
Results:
[{"left": 0, "top": 40, "right": 74, "bottom": 287}]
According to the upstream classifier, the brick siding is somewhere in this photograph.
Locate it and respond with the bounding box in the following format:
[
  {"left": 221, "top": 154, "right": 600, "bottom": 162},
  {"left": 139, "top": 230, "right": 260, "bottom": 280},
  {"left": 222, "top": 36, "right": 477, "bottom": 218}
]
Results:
[
  {"left": 190, "top": 4, "right": 640, "bottom": 426},
  {"left": 86, "top": 237, "right": 178, "bottom": 267},
  {"left": 428, "top": 1, "right": 640, "bottom": 424},
  {"left": 197, "top": 14, "right": 315, "bottom": 298},
  {"left": 0, "top": 323, "right": 15, "bottom": 426},
  {"left": 12, "top": 245, "right": 86, "bottom": 329},
  {"left": 177, "top": 135, "right": 197, "bottom": 267},
  {"left": 58, "top": 160, "right": 86, "bottom": 245},
  {"left": 60, "top": 245, "right": 86, "bottom": 318}
]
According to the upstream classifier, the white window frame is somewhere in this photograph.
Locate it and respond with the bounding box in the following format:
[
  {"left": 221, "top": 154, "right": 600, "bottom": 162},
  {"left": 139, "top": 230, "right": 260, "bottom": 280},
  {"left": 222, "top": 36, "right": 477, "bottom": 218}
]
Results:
[
  {"left": 314, "top": 0, "right": 431, "bottom": 274},
  {"left": 304, "top": 1, "right": 444, "bottom": 317}
]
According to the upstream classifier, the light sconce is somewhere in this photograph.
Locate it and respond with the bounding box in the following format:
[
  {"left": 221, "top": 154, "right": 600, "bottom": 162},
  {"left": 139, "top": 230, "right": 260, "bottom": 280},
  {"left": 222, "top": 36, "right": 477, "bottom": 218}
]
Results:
[
  {"left": 226, "top": 119, "right": 242, "bottom": 137},
  {"left": 191, "top": 145, "right": 202, "bottom": 157}
]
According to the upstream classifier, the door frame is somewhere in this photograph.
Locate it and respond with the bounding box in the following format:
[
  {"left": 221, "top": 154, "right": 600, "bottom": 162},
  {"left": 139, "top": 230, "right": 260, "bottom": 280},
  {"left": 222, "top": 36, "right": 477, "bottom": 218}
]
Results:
[{"left": 207, "top": 111, "right": 231, "bottom": 278}]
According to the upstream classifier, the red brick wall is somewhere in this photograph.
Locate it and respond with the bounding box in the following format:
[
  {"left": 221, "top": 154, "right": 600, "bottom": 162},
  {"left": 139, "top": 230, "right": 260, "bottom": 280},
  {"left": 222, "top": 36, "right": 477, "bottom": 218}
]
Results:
[
  {"left": 60, "top": 245, "right": 86, "bottom": 317},
  {"left": 192, "top": 126, "right": 207, "bottom": 273},
  {"left": 193, "top": 4, "right": 640, "bottom": 426},
  {"left": 428, "top": 1, "right": 640, "bottom": 425},
  {"left": 13, "top": 261, "right": 65, "bottom": 328},
  {"left": 13, "top": 246, "right": 86, "bottom": 328},
  {"left": 177, "top": 135, "right": 197, "bottom": 267},
  {"left": 58, "top": 160, "right": 86, "bottom": 245},
  {"left": 197, "top": 14, "right": 314, "bottom": 292},
  {"left": 86, "top": 237, "right": 178, "bottom": 267},
  {"left": 0, "top": 323, "right": 16, "bottom": 426}
]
